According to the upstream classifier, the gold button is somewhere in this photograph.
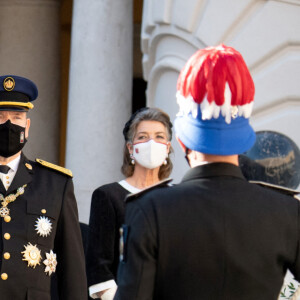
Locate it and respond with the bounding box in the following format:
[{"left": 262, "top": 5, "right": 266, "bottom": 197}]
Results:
[
  {"left": 3, "top": 252, "right": 10, "bottom": 260},
  {"left": 6, "top": 181, "right": 9, "bottom": 184},
  {"left": 1, "top": 273, "right": 8, "bottom": 280},
  {"left": 4, "top": 216, "right": 11, "bottom": 223},
  {"left": 6, "top": 176, "right": 9, "bottom": 179},
  {"left": 4, "top": 233, "right": 10, "bottom": 240},
  {"left": 25, "top": 163, "right": 32, "bottom": 170},
  {"left": 41, "top": 209, "right": 46, "bottom": 214}
]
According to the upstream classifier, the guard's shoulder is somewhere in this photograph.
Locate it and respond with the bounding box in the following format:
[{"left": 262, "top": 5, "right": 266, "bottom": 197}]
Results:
[
  {"left": 125, "top": 178, "right": 173, "bottom": 203},
  {"left": 35, "top": 158, "right": 73, "bottom": 177},
  {"left": 249, "top": 180, "right": 299, "bottom": 197}
]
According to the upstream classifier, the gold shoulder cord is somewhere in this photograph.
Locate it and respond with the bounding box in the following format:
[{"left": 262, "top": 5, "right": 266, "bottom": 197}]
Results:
[{"left": 36, "top": 159, "right": 73, "bottom": 177}]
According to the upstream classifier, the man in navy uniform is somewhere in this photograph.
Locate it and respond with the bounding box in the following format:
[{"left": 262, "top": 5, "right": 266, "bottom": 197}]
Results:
[
  {"left": 0, "top": 75, "right": 87, "bottom": 299},
  {"left": 115, "top": 45, "right": 300, "bottom": 300}
]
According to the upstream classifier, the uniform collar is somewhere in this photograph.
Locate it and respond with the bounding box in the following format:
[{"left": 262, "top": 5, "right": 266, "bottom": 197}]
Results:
[
  {"left": 4, "top": 154, "right": 21, "bottom": 172},
  {"left": 181, "top": 162, "right": 246, "bottom": 183},
  {"left": 0, "top": 155, "right": 22, "bottom": 194}
]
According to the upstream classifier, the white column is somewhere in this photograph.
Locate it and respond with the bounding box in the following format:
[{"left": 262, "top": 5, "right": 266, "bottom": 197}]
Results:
[
  {"left": 66, "top": 0, "right": 132, "bottom": 223},
  {"left": 0, "top": 0, "right": 61, "bottom": 162}
]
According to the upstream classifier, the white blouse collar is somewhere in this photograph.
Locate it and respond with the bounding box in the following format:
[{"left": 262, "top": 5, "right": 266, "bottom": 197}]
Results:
[{"left": 118, "top": 180, "right": 141, "bottom": 194}]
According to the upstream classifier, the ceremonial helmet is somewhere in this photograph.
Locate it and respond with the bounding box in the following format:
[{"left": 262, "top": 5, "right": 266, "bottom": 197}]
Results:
[{"left": 174, "top": 44, "right": 256, "bottom": 155}]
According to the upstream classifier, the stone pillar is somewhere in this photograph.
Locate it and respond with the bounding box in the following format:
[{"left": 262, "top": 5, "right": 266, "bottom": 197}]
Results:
[
  {"left": 66, "top": 0, "right": 132, "bottom": 223},
  {"left": 0, "top": 0, "right": 61, "bottom": 163}
]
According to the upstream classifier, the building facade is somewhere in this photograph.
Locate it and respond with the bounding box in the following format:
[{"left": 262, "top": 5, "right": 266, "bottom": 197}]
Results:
[{"left": 0, "top": 0, "right": 299, "bottom": 224}]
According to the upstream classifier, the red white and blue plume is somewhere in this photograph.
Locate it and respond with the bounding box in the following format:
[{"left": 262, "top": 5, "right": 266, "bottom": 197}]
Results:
[
  {"left": 174, "top": 44, "right": 256, "bottom": 155},
  {"left": 176, "top": 44, "right": 255, "bottom": 124}
]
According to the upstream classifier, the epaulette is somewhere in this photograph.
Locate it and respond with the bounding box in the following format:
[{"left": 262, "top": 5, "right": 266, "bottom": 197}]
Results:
[
  {"left": 125, "top": 178, "right": 173, "bottom": 203},
  {"left": 249, "top": 180, "right": 300, "bottom": 197},
  {"left": 36, "top": 158, "right": 73, "bottom": 177}
]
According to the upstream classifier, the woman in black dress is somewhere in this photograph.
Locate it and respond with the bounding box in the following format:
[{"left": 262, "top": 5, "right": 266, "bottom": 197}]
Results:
[{"left": 87, "top": 108, "right": 173, "bottom": 299}]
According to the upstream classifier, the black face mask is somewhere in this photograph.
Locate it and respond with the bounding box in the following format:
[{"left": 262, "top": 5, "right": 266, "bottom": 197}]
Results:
[{"left": 0, "top": 120, "right": 27, "bottom": 157}]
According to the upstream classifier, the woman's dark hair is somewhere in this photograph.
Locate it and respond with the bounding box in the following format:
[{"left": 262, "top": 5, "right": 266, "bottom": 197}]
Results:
[{"left": 121, "top": 107, "right": 173, "bottom": 180}]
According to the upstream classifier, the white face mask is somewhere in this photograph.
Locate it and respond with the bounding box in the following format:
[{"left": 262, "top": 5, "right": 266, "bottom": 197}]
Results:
[{"left": 133, "top": 139, "right": 168, "bottom": 169}]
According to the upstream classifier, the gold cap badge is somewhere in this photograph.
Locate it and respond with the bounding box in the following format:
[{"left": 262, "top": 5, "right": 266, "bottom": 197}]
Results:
[{"left": 3, "top": 77, "right": 15, "bottom": 91}]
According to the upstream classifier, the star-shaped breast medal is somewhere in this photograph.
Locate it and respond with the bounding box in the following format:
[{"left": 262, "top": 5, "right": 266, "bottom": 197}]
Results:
[
  {"left": 22, "top": 243, "right": 42, "bottom": 268},
  {"left": 35, "top": 216, "right": 52, "bottom": 237},
  {"left": 43, "top": 250, "right": 57, "bottom": 276}
]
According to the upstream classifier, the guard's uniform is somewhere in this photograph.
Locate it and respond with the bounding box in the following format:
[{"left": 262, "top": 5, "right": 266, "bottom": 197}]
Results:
[
  {"left": 115, "top": 163, "right": 300, "bottom": 300},
  {"left": 0, "top": 153, "right": 87, "bottom": 300}
]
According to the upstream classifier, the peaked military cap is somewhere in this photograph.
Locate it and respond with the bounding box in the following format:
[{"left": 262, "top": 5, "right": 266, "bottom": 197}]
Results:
[{"left": 0, "top": 75, "right": 38, "bottom": 111}]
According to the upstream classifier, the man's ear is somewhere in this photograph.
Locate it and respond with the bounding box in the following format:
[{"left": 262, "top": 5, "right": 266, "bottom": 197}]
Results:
[
  {"left": 25, "top": 118, "right": 31, "bottom": 139},
  {"left": 176, "top": 136, "right": 187, "bottom": 153}
]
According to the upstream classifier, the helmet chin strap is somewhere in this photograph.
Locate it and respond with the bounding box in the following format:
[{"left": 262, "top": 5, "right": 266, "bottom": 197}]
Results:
[{"left": 184, "top": 147, "right": 191, "bottom": 167}]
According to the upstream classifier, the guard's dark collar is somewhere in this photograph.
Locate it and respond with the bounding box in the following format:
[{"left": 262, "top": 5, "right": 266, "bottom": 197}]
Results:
[
  {"left": 125, "top": 178, "right": 172, "bottom": 203},
  {"left": 181, "top": 162, "right": 245, "bottom": 183}
]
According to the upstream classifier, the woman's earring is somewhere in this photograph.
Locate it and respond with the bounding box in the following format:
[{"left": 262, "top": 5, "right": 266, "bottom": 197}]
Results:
[
  {"left": 163, "top": 158, "right": 168, "bottom": 165},
  {"left": 130, "top": 154, "right": 135, "bottom": 165}
]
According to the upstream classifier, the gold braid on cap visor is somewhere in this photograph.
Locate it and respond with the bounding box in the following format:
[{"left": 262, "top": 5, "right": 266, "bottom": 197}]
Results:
[{"left": 0, "top": 101, "right": 34, "bottom": 109}]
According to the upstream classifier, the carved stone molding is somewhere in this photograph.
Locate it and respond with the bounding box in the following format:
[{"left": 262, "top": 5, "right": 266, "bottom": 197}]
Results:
[{"left": 141, "top": 0, "right": 300, "bottom": 183}]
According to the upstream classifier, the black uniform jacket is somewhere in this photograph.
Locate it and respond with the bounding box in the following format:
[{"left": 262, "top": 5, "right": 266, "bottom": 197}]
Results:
[
  {"left": 115, "top": 163, "right": 300, "bottom": 300},
  {"left": 0, "top": 154, "right": 87, "bottom": 300},
  {"left": 87, "top": 182, "right": 129, "bottom": 288}
]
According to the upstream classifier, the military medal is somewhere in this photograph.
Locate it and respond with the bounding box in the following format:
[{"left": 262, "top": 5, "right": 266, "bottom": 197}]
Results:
[
  {"left": 22, "top": 243, "right": 42, "bottom": 268},
  {"left": 0, "top": 184, "right": 27, "bottom": 218},
  {"left": 35, "top": 216, "right": 52, "bottom": 237},
  {"left": 0, "top": 206, "right": 10, "bottom": 218},
  {"left": 43, "top": 250, "right": 57, "bottom": 276}
]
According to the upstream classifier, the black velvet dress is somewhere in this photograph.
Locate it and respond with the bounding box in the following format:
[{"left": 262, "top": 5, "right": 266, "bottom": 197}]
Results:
[{"left": 86, "top": 182, "right": 130, "bottom": 294}]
